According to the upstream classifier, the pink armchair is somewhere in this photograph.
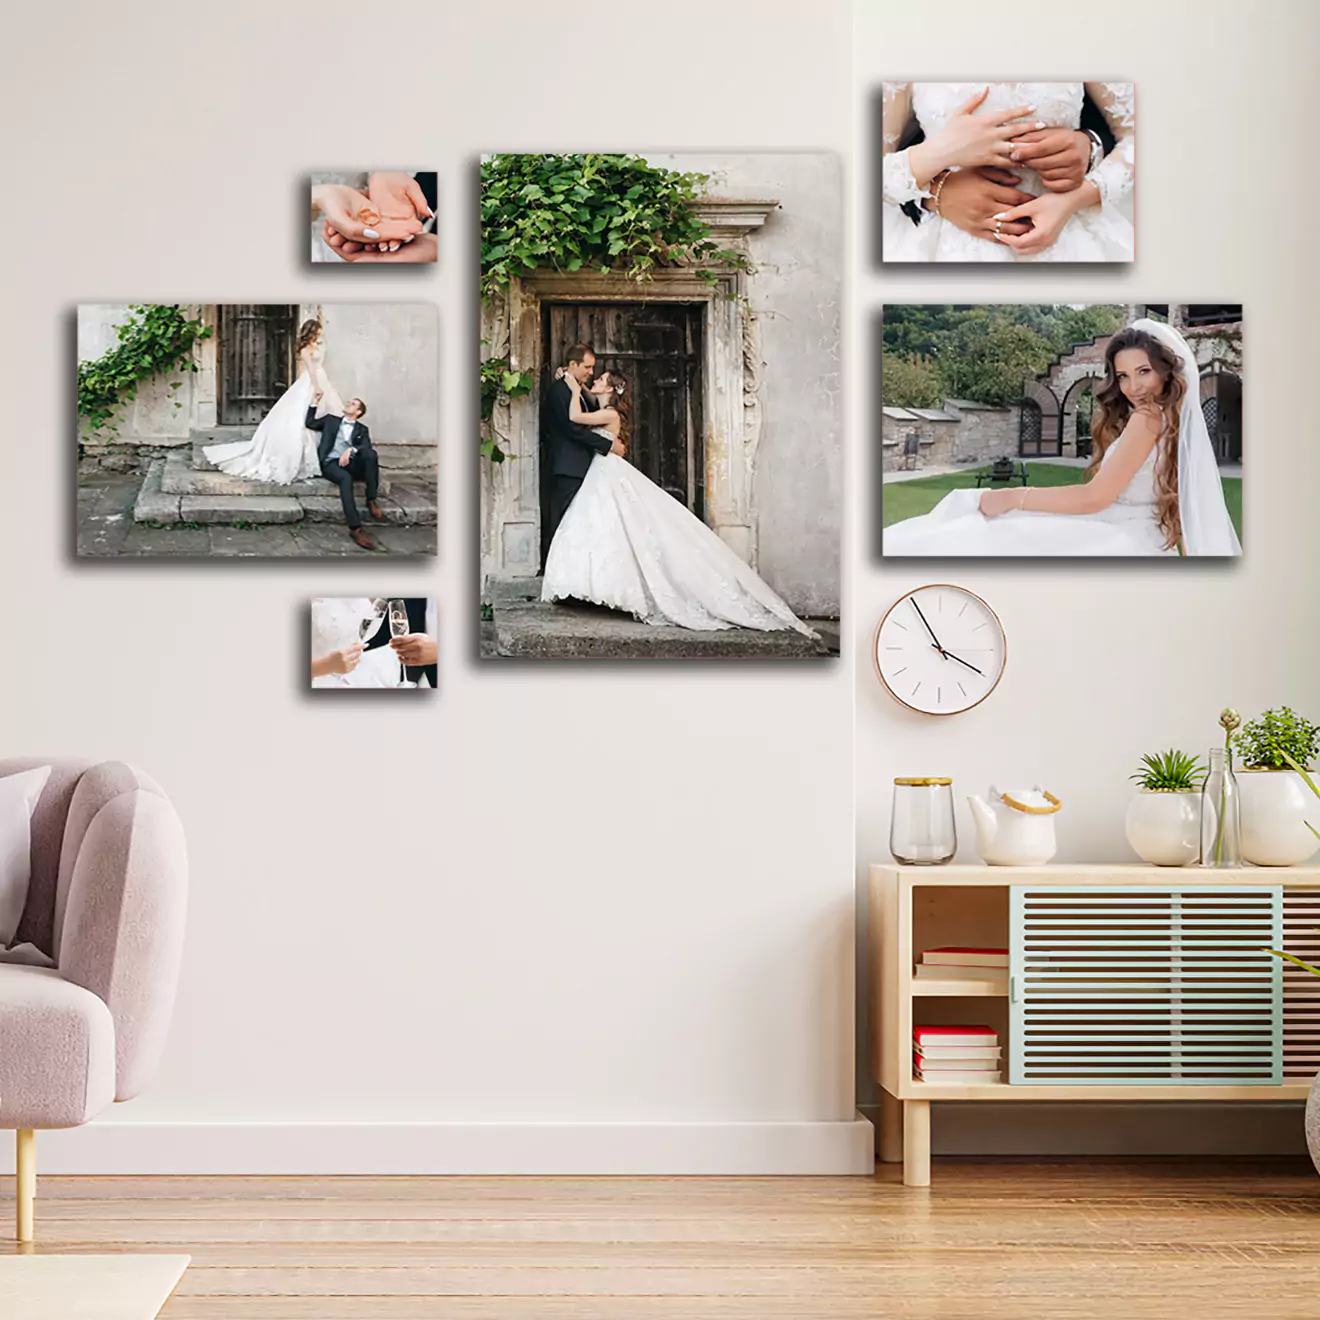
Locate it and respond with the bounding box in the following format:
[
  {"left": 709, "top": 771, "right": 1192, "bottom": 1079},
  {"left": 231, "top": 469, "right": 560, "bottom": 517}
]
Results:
[{"left": 0, "top": 759, "right": 187, "bottom": 1241}]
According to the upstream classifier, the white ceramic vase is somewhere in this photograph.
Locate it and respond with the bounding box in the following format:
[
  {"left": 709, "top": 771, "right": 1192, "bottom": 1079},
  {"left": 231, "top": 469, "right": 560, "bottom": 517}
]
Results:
[
  {"left": 1237, "top": 768, "right": 1320, "bottom": 867},
  {"left": 1124, "top": 790, "right": 1201, "bottom": 866},
  {"left": 1308, "top": 1072, "right": 1320, "bottom": 1177}
]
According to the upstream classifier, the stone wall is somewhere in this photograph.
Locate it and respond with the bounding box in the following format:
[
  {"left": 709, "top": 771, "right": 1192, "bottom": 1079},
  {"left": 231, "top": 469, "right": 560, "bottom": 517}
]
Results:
[{"left": 881, "top": 403, "right": 1019, "bottom": 472}]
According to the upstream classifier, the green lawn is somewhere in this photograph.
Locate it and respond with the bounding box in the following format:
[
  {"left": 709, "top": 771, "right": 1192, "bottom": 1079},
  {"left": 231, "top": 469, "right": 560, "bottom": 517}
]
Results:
[{"left": 883, "top": 462, "right": 1244, "bottom": 547}]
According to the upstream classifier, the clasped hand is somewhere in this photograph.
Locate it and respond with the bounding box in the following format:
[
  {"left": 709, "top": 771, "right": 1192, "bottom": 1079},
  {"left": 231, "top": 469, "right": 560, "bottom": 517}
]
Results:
[{"left": 314, "top": 172, "right": 435, "bottom": 262}]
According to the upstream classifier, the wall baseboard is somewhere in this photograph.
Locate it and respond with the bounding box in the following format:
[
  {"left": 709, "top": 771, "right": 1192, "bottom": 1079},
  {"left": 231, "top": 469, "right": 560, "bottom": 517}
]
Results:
[
  {"left": 859, "top": 1100, "right": 1309, "bottom": 1157},
  {"left": 0, "top": 1115, "right": 877, "bottom": 1176}
]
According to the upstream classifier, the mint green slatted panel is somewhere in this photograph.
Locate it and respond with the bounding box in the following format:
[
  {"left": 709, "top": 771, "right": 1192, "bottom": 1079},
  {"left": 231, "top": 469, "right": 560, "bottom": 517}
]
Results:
[
  {"left": 1009, "top": 887, "right": 1282, "bottom": 1085},
  {"left": 1282, "top": 889, "right": 1320, "bottom": 1080}
]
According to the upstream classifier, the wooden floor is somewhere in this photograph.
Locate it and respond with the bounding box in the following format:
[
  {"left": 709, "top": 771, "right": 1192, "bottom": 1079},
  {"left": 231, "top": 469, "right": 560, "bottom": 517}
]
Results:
[{"left": 3, "top": 1159, "right": 1319, "bottom": 1318}]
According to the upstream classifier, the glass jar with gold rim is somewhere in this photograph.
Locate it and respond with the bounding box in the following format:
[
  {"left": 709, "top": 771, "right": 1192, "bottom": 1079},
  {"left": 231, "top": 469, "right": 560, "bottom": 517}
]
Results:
[{"left": 890, "top": 777, "right": 957, "bottom": 865}]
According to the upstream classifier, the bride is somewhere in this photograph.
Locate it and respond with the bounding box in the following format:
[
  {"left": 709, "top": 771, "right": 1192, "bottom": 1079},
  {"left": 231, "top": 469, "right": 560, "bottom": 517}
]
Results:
[
  {"left": 542, "top": 370, "right": 817, "bottom": 635},
  {"left": 883, "top": 320, "right": 1241, "bottom": 558},
  {"left": 203, "top": 318, "right": 343, "bottom": 483},
  {"left": 882, "top": 82, "right": 1134, "bottom": 262}
]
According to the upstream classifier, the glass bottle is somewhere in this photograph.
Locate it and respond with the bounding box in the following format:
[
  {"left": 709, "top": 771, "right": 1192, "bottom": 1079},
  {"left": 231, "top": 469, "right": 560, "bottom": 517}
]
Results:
[
  {"left": 1199, "top": 746, "right": 1242, "bottom": 868},
  {"left": 890, "top": 778, "right": 957, "bottom": 865}
]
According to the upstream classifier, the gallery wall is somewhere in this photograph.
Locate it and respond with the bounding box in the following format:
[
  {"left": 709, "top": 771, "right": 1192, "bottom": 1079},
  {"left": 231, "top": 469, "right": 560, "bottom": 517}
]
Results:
[
  {"left": 853, "top": 0, "right": 1320, "bottom": 1152},
  {"left": 3, "top": 0, "right": 861, "bottom": 1173}
]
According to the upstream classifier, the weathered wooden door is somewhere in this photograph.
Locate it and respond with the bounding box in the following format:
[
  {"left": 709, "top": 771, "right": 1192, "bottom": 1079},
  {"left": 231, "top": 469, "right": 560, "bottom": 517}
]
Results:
[
  {"left": 218, "top": 305, "right": 298, "bottom": 424},
  {"left": 541, "top": 302, "right": 704, "bottom": 563}
]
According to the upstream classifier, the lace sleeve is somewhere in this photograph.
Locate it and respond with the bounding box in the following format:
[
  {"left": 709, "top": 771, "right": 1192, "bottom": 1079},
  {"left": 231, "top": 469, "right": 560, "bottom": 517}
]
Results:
[
  {"left": 881, "top": 82, "right": 925, "bottom": 206},
  {"left": 1083, "top": 82, "right": 1135, "bottom": 208}
]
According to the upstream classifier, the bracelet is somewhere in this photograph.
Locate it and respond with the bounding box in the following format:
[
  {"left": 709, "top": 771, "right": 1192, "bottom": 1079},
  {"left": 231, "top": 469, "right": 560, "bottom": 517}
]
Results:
[
  {"left": 1019, "top": 489, "right": 1028, "bottom": 511},
  {"left": 929, "top": 169, "right": 952, "bottom": 216},
  {"left": 1084, "top": 129, "right": 1104, "bottom": 175}
]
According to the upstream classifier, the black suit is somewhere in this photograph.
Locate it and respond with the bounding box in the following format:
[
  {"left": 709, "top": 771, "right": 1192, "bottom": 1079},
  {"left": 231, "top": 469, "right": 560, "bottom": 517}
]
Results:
[
  {"left": 541, "top": 378, "right": 612, "bottom": 548},
  {"left": 305, "top": 406, "right": 379, "bottom": 530}
]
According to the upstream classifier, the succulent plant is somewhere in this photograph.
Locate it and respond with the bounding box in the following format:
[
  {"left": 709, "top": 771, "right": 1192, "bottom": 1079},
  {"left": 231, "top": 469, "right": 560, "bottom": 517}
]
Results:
[{"left": 1130, "top": 749, "right": 1206, "bottom": 792}]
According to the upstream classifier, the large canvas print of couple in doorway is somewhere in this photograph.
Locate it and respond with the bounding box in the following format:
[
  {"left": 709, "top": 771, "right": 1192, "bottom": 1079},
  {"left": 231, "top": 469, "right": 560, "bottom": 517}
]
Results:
[{"left": 479, "top": 152, "right": 843, "bottom": 661}]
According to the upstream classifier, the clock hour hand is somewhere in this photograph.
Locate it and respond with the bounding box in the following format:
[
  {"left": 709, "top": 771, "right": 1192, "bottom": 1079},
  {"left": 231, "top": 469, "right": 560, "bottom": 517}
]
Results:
[
  {"left": 910, "top": 599, "right": 947, "bottom": 657},
  {"left": 942, "top": 649, "right": 984, "bottom": 677}
]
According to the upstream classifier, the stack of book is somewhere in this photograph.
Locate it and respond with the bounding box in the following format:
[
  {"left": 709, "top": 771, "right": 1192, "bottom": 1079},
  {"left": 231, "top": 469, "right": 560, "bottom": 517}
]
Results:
[
  {"left": 914, "top": 946, "right": 1008, "bottom": 987},
  {"left": 912, "top": 1025, "right": 1002, "bottom": 1083}
]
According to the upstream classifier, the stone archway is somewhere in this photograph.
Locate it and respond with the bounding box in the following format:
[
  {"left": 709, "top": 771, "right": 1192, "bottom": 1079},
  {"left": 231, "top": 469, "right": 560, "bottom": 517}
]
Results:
[
  {"left": 481, "top": 201, "right": 778, "bottom": 582},
  {"left": 1019, "top": 379, "right": 1061, "bottom": 456},
  {"left": 1061, "top": 374, "right": 1102, "bottom": 459},
  {"left": 1200, "top": 366, "right": 1242, "bottom": 463}
]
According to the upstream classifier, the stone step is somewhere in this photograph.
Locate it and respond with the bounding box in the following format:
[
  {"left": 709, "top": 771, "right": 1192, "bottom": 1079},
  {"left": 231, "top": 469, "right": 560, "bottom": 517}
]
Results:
[
  {"left": 191, "top": 436, "right": 433, "bottom": 473},
  {"left": 133, "top": 460, "right": 436, "bottom": 528},
  {"left": 162, "top": 452, "right": 392, "bottom": 500}
]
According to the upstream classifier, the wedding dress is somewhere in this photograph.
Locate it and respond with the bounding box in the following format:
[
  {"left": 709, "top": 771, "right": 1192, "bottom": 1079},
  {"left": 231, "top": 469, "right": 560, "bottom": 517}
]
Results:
[
  {"left": 203, "top": 344, "right": 344, "bottom": 483},
  {"left": 542, "top": 438, "right": 816, "bottom": 635},
  {"left": 883, "top": 320, "right": 1242, "bottom": 558},
  {"left": 882, "top": 82, "right": 1135, "bottom": 262},
  {"left": 310, "top": 598, "right": 403, "bottom": 688}
]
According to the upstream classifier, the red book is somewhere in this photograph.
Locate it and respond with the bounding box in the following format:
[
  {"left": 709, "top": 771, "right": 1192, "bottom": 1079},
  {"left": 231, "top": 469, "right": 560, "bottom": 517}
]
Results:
[
  {"left": 913, "top": 1025, "right": 997, "bottom": 1048},
  {"left": 921, "top": 947, "right": 1009, "bottom": 968}
]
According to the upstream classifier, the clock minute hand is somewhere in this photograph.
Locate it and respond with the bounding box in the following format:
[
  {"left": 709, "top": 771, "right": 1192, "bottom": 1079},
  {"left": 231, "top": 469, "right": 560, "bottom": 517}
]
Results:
[
  {"left": 942, "top": 649, "right": 984, "bottom": 677},
  {"left": 910, "top": 599, "right": 947, "bottom": 656}
]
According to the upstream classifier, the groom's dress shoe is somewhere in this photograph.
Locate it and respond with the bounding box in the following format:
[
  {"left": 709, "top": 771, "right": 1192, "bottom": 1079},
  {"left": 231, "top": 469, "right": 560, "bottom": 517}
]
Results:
[
  {"left": 368, "top": 500, "right": 384, "bottom": 521},
  {"left": 350, "top": 527, "right": 378, "bottom": 550}
]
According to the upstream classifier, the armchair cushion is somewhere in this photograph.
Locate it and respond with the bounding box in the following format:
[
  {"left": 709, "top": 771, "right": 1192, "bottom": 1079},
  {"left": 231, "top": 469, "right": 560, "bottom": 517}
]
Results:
[{"left": 0, "top": 964, "right": 115, "bottom": 1128}]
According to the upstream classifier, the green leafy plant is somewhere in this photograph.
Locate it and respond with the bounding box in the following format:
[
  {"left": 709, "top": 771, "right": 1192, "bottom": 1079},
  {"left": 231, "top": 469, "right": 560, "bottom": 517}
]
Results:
[
  {"left": 479, "top": 355, "right": 535, "bottom": 463},
  {"left": 1130, "top": 749, "right": 1205, "bottom": 792},
  {"left": 1235, "top": 706, "right": 1320, "bottom": 771},
  {"left": 78, "top": 305, "right": 212, "bottom": 437},
  {"left": 480, "top": 153, "right": 749, "bottom": 298}
]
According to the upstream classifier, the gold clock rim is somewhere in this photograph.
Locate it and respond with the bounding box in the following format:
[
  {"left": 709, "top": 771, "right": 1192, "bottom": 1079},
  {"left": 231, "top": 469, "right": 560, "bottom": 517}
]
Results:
[{"left": 872, "top": 582, "right": 1007, "bottom": 718}]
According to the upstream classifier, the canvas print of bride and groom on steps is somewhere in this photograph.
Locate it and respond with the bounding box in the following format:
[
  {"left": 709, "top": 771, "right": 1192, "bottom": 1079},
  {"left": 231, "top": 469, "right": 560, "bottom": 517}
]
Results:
[
  {"left": 479, "top": 152, "right": 842, "bottom": 661},
  {"left": 879, "top": 303, "right": 1244, "bottom": 558},
  {"left": 75, "top": 303, "right": 437, "bottom": 558}
]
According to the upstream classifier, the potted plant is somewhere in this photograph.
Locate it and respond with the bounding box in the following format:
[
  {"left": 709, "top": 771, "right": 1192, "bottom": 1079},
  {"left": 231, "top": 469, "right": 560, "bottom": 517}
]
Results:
[
  {"left": 1125, "top": 749, "right": 1205, "bottom": 866},
  {"left": 1264, "top": 753, "right": 1320, "bottom": 1175},
  {"left": 1234, "top": 707, "right": 1320, "bottom": 866}
]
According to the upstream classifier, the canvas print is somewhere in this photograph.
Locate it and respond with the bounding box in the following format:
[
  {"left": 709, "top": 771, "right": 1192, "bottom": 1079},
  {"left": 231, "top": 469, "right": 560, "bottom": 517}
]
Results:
[
  {"left": 880, "top": 304, "right": 1242, "bottom": 557},
  {"left": 310, "top": 598, "right": 437, "bottom": 690},
  {"left": 309, "top": 171, "right": 437, "bottom": 264},
  {"left": 479, "top": 152, "right": 841, "bottom": 659},
  {"left": 76, "top": 303, "right": 437, "bottom": 557},
  {"left": 879, "top": 82, "right": 1135, "bottom": 262}
]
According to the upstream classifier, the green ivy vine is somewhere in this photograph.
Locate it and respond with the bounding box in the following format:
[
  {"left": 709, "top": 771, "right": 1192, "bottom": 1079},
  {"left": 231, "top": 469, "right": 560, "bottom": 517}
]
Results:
[
  {"left": 480, "top": 354, "right": 535, "bottom": 463},
  {"left": 78, "top": 304, "right": 212, "bottom": 436},
  {"left": 481, "top": 153, "right": 749, "bottom": 297}
]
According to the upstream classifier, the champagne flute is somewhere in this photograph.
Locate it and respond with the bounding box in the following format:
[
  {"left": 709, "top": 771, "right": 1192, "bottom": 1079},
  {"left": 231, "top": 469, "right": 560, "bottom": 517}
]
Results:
[
  {"left": 358, "top": 599, "right": 386, "bottom": 645},
  {"left": 388, "top": 599, "right": 415, "bottom": 688}
]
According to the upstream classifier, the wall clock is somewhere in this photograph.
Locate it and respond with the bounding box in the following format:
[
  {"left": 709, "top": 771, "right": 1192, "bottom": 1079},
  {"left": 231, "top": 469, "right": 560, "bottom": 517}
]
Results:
[{"left": 873, "top": 584, "right": 1006, "bottom": 716}]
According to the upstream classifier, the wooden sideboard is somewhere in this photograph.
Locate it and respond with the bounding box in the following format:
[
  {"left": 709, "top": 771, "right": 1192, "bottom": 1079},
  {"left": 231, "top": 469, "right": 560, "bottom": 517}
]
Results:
[{"left": 868, "top": 864, "right": 1320, "bottom": 1186}]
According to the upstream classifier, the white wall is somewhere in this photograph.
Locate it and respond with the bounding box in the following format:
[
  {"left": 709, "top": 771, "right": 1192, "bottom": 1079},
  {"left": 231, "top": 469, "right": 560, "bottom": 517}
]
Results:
[
  {"left": 853, "top": 0, "right": 1320, "bottom": 1153},
  {"left": 3, "top": 0, "right": 862, "bottom": 1174}
]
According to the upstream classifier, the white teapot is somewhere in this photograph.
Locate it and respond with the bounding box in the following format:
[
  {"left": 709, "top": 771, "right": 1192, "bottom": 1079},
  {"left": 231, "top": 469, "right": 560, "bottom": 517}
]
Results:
[{"left": 967, "top": 785, "right": 1061, "bottom": 866}]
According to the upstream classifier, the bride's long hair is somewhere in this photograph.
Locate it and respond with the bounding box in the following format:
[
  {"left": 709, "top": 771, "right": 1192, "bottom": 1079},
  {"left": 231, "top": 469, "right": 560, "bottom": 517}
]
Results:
[
  {"left": 1088, "top": 327, "right": 1185, "bottom": 550},
  {"left": 599, "top": 371, "right": 631, "bottom": 447},
  {"left": 296, "top": 318, "right": 324, "bottom": 353}
]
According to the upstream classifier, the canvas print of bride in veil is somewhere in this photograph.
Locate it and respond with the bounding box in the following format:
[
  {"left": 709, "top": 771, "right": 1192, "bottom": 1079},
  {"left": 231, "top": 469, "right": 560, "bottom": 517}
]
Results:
[
  {"left": 879, "top": 81, "right": 1135, "bottom": 263},
  {"left": 880, "top": 304, "right": 1243, "bottom": 558},
  {"left": 479, "top": 152, "right": 841, "bottom": 660}
]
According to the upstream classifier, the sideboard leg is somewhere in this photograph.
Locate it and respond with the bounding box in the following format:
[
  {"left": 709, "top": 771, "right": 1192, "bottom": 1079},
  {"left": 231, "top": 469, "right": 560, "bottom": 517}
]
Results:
[
  {"left": 878, "top": 1089, "right": 903, "bottom": 1164},
  {"left": 902, "top": 1099, "right": 930, "bottom": 1187}
]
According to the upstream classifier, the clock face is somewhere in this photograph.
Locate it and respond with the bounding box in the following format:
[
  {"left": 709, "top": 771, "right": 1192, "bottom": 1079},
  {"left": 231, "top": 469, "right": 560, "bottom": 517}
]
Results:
[{"left": 874, "top": 585, "right": 1006, "bottom": 716}]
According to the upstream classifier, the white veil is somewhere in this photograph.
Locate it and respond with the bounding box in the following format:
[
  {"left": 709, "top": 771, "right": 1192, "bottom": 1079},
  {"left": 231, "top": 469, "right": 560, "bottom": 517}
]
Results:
[{"left": 1131, "top": 318, "right": 1241, "bottom": 557}]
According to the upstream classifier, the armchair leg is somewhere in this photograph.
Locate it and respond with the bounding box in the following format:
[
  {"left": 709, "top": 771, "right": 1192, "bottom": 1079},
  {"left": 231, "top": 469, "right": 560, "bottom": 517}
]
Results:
[{"left": 16, "top": 1129, "right": 35, "bottom": 1243}]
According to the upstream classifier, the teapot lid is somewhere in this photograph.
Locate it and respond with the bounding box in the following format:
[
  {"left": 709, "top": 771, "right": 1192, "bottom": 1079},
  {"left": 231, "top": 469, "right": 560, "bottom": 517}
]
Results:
[{"left": 999, "top": 788, "right": 1062, "bottom": 815}]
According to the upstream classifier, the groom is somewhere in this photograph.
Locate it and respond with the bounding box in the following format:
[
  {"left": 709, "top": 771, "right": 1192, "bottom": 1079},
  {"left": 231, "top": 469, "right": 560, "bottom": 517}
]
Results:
[
  {"left": 541, "top": 343, "right": 625, "bottom": 552},
  {"left": 306, "top": 392, "right": 381, "bottom": 551}
]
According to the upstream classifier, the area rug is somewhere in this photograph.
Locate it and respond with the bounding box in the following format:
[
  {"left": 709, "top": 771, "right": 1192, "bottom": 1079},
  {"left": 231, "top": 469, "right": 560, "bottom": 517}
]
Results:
[{"left": 0, "top": 1255, "right": 189, "bottom": 1318}]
